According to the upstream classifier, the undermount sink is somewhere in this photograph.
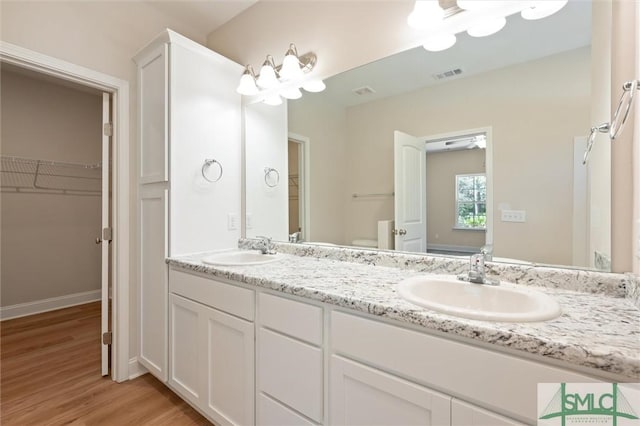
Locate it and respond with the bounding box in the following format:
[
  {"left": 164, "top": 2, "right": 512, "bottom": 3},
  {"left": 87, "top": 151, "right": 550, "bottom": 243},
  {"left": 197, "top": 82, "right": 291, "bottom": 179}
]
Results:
[
  {"left": 397, "top": 275, "right": 561, "bottom": 322},
  {"left": 202, "top": 250, "right": 283, "bottom": 266}
]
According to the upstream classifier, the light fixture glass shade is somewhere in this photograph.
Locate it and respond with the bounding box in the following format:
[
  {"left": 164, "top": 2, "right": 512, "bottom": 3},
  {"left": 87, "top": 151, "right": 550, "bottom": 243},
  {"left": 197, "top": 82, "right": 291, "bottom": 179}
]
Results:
[
  {"left": 302, "top": 79, "right": 326, "bottom": 93},
  {"left": 280, "top": 54, "right": 304, "bottom": 81},
  {"left": 423, "top": 33, "right": 457, "bottom": 52},
  {"left": 407, "top": 1, "right": 445, "bottom": 30},
  {"left": 236, "top": 73, "right": 259, "bottom": 96},
  {"left": 467, "top": 16, "right": 506, "bottom": 37},
  {"left": 280, "top": 86, "right": 302, "bottom": 100},
  {"left": 257, "top": 63, "right": 279, "bottom": 89},
  {"left": 456, "top": 0, "right": 510, "bottom": 10},
  {"left": 263, "top": 94, "right": 283, "bottom": 106},
  {"left": 521, "top": 0, "right": 568, "bottom": 20}
]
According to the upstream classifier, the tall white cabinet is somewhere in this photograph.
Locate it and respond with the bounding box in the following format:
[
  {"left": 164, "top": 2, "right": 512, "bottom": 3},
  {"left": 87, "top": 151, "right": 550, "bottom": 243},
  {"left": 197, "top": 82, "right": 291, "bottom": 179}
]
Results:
[{"left": 134, "top": 30, "right": 242, "bottom": 381}]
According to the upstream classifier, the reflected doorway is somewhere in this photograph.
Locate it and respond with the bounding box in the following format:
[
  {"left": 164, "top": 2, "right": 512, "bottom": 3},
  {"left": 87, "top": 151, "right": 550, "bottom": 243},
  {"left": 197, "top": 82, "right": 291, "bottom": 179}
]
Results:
[{"left": 287, "top": 137, "right": 307, "bottom": 241}]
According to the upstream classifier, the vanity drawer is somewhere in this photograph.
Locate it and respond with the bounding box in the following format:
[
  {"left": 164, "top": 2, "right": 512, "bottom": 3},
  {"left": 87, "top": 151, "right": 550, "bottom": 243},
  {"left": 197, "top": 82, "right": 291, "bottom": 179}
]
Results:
[
  {"left": 331, "top": 311, "right": 598, "bottom": 424},
  {"left": 259, "top": 292, "right": 323, "bottom": 345},
  {"left": 258, "top": 327, "right": 323, "bottom": 422},
  {"left": 257, "top": 393, "right": 317, "bottom": 426},
  {"left": 169, "top": 268, "right": 254, "bottom": 321}
]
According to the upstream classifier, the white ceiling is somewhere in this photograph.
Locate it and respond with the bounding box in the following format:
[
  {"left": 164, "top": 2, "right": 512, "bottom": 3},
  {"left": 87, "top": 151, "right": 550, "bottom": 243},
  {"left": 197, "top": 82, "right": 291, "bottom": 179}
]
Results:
[{"left": 314, "top": 0, "right": 592, "bottom": 107}]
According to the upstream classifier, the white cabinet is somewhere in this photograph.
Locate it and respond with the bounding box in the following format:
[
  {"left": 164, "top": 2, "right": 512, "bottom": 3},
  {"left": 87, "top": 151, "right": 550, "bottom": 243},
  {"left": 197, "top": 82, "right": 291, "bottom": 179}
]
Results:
[
  {"left": 138, "top": 186, "right": 168, "bottom": 381},
  {"left": 257, "top": 293, "right": 324, "bottom": 424},
  {"left": 169, "top": 293, "right": 202, "bottom": 405},
  {"left": 330, "top": 355, "right": 451, "bottom": 426},
  {"left": 169, "top": 269, "right": 254, "bottom": 426},
  {"left": 135, "top": 29, "right": 242, "bottom": 382},
  {"left": 452, "top": 399, "right": 526, "bottom": 426}
]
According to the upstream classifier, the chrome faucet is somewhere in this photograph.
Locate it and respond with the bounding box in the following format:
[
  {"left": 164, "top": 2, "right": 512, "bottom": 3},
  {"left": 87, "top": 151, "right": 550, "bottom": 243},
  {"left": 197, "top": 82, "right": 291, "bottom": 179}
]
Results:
[
  {"left": 256, "top": 236, "right": 276, "bottom": 255},
  {"left": 458, "top": 253, "right": 499, "bottom": 285}
]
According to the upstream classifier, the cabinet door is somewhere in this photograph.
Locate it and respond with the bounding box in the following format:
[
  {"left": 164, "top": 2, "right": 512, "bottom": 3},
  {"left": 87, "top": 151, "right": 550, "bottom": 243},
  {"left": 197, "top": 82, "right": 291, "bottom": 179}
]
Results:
[
  {"left": 168, "top": 294, "right": 203, "bottom": 406},
  {"left": 452, "top": 399, "right": 526, "bottom": 426},
  {"left": 137, "top": 42, "right": 168, "bottom": 184},
  {"left": 139, "top": 186, "right": 168, "bottom": 381},
  {"left": 330, "top": 355, "right": 451, "bottom": 426},
  {"left": 202, "top": 306, "right": 254, "bottom": 426}
]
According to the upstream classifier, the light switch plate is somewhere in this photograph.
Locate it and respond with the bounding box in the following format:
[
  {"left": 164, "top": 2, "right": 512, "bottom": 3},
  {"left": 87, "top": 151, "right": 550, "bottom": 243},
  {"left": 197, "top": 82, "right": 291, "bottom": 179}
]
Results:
[
  {"left": 227, "top": 213, "right": 238, "bottom": 230},
  {"left": 501, "top": 210, "right": 526, "bottom": 222}
]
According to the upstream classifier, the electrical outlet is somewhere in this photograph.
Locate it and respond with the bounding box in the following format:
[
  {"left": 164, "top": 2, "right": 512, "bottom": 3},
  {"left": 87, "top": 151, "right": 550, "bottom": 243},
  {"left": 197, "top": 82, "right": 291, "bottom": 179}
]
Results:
[
  {"left": 227, "top": 213, "right": 238, "bottom": 231},
  {"left": 636, "top": 220, "right": 640, "bottom": 259},
  {"left": 246, "top": 213, "right": 253, "bottom": 230},
  {"left": 501, "top": 209, "right": 526, "bottom": 222}
]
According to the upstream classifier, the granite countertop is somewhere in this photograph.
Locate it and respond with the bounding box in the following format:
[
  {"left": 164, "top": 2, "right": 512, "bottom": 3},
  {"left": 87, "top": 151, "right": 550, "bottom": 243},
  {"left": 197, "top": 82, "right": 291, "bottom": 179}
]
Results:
[{"left": 168, "top": 251, "right": 640, "bottom": 380}]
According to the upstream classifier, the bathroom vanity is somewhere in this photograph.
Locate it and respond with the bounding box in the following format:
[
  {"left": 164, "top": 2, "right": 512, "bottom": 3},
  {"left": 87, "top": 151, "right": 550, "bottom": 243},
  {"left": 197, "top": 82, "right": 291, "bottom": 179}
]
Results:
[{"left": 165, "top": 245, "right": 639, "bottom": 426}]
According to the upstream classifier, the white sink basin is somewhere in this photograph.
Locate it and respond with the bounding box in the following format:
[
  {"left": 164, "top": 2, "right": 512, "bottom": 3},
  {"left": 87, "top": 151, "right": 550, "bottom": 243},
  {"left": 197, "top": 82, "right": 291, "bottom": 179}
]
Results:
[
  {"left": 397, "top": 275, "right": 561, "bottom": 322},
  {"left": 202, "top": 250, "right": 283, "bottom": 266}
]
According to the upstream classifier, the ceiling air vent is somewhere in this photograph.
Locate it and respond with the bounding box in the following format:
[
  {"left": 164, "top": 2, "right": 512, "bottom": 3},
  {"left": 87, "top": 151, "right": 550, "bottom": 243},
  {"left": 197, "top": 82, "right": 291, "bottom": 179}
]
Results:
[
  {"left": 432, "top": 68, "right": 463, "bottom": 80},
  {"left": 352, "top": 86, "right": 376, "bottom": 96}
]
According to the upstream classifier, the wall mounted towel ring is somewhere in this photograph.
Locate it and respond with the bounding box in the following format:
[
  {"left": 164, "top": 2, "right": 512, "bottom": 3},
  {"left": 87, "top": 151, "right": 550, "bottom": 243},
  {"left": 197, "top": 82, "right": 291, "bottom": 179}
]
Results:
[
  {"left": 202, "top": 159, "right": 223, "bottom": 182},
  {"left": 264, "top": 167, "right": 280, "bottom": 187}
]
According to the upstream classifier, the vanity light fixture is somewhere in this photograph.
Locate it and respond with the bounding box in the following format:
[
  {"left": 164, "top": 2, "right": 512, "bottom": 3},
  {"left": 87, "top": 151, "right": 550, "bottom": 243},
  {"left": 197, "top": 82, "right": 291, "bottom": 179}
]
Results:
[
  {"left": 236, "top": 43, "right": 325, "bottom": 106},
  {"left": 408, "top": 0, "right": 568, "bottom": 52}
]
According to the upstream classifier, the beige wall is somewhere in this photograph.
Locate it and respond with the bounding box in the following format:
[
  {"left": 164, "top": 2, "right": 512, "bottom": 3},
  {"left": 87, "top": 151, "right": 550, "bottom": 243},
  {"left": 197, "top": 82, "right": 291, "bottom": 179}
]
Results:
[
  {"left": 291, "top": 47, "right": 591, "bottom": 265},
  {"left": 0, "top": 0, "right": 212, "bottom": 359},
  {"left": 288, "top": 140, "right": 300, "bottom": 234},
  {"left": 207, "top": 1, "right": 418, "bottom": 85},
  {"left": 1, "top": 69, "right": 102, "bottom": 306},
  {"left": 426, "top": 149, "right": 486, "bottom": 250}
]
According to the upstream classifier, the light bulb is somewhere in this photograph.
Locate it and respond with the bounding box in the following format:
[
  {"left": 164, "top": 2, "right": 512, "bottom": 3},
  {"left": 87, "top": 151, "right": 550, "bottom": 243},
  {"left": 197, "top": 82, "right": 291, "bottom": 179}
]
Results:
[
  {"left": 263, "top": 94, "right": 283, "bottom": 106},
  {"left": 280, "top": 86, "right": 302, "bottom": 100},
  {"left": 236, "top": 73, "right": 259, "bottom": 96},
  {"left": 521, "top": 0, "right": 568, "bottom": 20},
  {"left": 256, "top": 58, "right": 279, "bottom": 89},
  {"left": 280, "top": 53, "right": 304, "bottom": 81},
  {"left": 302, "top": 79, "right": 326, "bottom": 93},
  {"left": 467, "top": 16, "right": 506, "bottom": 37},
  {"left": 407, "top": 1, "right": 445, "bottom": 30},
  {"left": 422, "top": 34, "right": 457, "bottom": 52}
]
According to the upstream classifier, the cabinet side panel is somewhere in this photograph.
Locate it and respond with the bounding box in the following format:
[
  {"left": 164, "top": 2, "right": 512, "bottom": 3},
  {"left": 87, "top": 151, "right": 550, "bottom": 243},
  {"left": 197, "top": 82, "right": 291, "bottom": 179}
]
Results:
[{"left": 169, "top": 42, "right": 242, "bottom": 255}]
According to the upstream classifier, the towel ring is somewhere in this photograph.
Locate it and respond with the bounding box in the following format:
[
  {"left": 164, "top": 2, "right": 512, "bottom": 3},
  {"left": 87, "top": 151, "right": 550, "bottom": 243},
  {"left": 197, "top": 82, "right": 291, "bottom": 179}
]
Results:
[
  {"left": 202, "top": 159, "right": 223, "bottom": 182},
  {"left": 610, "top": 79, "right": 638, "bottom": 140},
  {"left": 264, "top": 167, "right": 280, "bottom": 187}
]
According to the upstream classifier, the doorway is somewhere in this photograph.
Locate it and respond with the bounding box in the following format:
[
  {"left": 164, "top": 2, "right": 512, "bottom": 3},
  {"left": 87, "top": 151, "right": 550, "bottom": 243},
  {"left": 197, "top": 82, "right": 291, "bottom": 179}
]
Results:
[
  {"left": 0, "top": 65, "right": 112, "bottom": 376},
  {"left": 0, "top": 42, "right": 129, "bottom": 381},
  {"left": 287, "top": 133, "right": 310, "bottom": 242}
]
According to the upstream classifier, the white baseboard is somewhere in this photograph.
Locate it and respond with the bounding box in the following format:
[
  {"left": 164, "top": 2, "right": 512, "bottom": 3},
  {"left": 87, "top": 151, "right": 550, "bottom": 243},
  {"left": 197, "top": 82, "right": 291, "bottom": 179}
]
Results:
[
  {"left": 128, "top": 357, "right": 148, "bottom": 380},
  {"left": 0, "top": 290, "right": 101, "bottom": 321}
]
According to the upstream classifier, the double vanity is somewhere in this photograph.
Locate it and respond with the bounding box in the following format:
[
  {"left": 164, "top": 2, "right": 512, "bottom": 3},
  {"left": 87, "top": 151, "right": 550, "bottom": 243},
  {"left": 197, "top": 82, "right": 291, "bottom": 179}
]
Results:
[
  {"left": 134, "top": 27, "right": 639, "bottom": 426},
  {"left": 165, "top": 242, "right": 639, "bottom": 426}
]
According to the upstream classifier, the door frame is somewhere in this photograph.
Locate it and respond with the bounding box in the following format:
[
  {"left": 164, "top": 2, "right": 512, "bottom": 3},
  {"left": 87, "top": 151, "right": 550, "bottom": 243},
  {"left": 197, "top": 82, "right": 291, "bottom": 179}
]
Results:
[
  {"left": 0, "top": 41, "right": 131, "bottom": 382},
  {"left": 422, "top": 126, "right": 494, "bottom": 249},
  {"left": 288, "top": 132, "right": 311, "bottom": 242}
]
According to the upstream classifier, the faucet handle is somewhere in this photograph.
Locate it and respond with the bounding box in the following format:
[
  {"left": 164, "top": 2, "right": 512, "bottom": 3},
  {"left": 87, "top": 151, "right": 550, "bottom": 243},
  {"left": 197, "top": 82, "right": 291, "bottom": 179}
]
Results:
[{"left": 470, "top": 253, "right": 485, "bottom": 271}]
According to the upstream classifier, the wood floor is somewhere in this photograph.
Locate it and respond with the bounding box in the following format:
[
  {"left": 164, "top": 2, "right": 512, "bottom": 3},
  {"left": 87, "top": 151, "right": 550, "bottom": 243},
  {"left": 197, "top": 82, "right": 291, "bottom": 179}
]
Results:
[{"left": 1, "top": 302, "right": 210, "bottom": 425}]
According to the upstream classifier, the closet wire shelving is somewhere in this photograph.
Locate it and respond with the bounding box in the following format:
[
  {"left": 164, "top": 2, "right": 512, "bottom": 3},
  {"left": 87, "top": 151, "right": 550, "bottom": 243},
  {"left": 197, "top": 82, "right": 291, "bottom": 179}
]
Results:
[{"left": 0, "top": 155, "right": 102, "bottom": 196}]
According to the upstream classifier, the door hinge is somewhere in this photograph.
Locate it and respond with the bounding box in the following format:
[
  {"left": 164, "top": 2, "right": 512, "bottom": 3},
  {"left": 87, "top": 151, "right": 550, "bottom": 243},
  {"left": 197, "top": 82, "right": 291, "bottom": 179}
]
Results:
[
  {"left": 103, "top": 123, "right": 113, "bottom": 137},
  {"left": 102, "top": 227, "right": 113, "bottom": 242},
  {"left": 102, "top": 331, "right": 112, "bottom": 345}
]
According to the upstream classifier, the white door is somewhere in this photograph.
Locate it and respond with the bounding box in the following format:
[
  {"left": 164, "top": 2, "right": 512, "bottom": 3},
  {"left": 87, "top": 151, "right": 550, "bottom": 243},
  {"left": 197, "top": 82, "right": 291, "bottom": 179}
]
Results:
[
  {"left": 100, "top": 92, "right": 111, "bottom": 376},
  {"left": 393, "top": 131, "right": 427, "bottom": 252}
]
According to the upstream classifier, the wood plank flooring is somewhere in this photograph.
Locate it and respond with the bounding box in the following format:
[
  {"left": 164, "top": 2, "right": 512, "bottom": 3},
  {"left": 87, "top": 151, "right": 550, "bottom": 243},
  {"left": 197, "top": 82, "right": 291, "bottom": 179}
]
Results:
[{"left": 1, "top": 302, "right": 211, "bottom": 425}]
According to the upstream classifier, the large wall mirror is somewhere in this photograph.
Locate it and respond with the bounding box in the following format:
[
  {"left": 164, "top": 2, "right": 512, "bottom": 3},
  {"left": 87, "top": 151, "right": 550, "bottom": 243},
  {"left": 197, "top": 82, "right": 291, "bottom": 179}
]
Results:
[{"left": 244, "top": 1, "right": 613, "bottom": 271}]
